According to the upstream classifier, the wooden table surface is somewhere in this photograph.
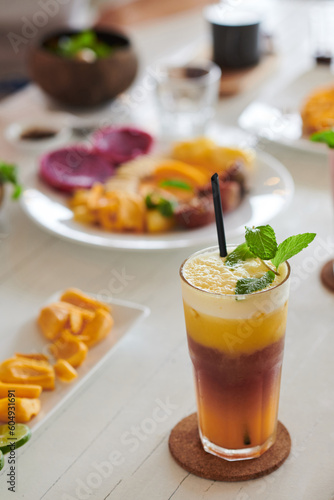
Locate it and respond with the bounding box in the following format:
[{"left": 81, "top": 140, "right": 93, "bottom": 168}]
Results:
[
  {"left": 97, "top": 0, "right": 211, "bottom": 29},
  {"left": 0, "top": 1, "right": 334, "bottom": 499}
]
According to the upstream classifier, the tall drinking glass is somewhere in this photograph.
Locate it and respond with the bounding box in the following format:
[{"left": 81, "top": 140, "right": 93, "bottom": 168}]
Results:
[
  {"left": 320, "top": 149, "right": 334, "bottom": 290},
  {"left": 180, "top": 246, "right": 290, "bottom": 461}
]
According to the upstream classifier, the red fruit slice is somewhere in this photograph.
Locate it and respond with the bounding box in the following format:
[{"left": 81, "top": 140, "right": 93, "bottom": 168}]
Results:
[
  {"left": 39, "top": 146, "right": 115, "bottom": 192},
  {"left": 92, "top": 126, "right": 153, "bottom": 164},
  {"left": 220, "top": 181, "right": 242, "bottom": 213},
  {"left": 175, "top": 196, "right": 215, "bottom": 229}
]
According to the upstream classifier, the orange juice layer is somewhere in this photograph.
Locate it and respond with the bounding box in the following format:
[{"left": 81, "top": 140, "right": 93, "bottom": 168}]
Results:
[{"left": 183, "top": 301, "right": 288, "bottom": 355}]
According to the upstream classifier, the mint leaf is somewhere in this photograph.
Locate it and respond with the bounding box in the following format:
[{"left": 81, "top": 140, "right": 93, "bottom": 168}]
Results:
[
  {"left": 271, "top": 233, "right": 316, "bottom": 270},
  {"left": 0, "top": 162, "right": 17, "bottom": 184},
  {"left": 245, "top": 225, "right": 278, "bottom": 260},
  {"left": 160, "top": 179, "right": 192, "bottom": 191},
  {"left": 0, "top": 162, "right": 22, "bottom": 200},
  {"left": 158, "top": 198, "right": 175, "bottom": 217},
  {"left": 235, "top": 270, "right": 275, "bottom": 295},
  {"left": 12, "top": 184, "right": 22, "bottom": 200},
  {"left": 225, "top": 242, "right": 254, "bottom": 267},
  {"left": 145, "top": 194, "right": 156, "bottom": 209},
  {"left": 145, "top": 193, "right": 175, "bottom": 217},
  {"left": 311, "top": 130, "right": 334, "bottom": 149}
]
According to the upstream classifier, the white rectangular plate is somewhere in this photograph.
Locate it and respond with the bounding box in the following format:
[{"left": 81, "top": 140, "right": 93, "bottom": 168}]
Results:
[{"left": 0, "top": 293, "right": 150, "bottom": 432}]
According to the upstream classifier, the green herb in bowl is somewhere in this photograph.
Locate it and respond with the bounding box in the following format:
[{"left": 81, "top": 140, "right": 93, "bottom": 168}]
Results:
[{"left": 47, "top": 30, "right": 114, "bottom": 61}]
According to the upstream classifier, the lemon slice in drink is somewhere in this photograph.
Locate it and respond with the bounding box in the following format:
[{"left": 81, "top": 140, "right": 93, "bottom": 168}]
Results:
[
  {"left": 0, "top": 450, "right": 4, "bottom": 471},
  {"left": 0, "top": 424, "right": 31, "bottom": 454}
]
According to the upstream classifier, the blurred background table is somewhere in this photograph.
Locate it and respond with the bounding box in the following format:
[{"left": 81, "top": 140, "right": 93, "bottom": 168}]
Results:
[{"left": 0, "top": 1, "right": 334, "bottom": 499}]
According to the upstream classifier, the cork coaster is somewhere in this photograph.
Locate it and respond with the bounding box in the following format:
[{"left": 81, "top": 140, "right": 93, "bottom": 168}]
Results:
[
  {"left": 320, "top": 260, "right": 334, "bottom": 292},
  {"left": 169, "top": 413, "right": 291, "bottom": 482}
]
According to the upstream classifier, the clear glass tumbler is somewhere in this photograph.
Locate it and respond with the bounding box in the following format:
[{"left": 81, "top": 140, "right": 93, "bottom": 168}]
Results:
[
  {"left": 154, "top": 61, "right": 221, "bottom": 139},
  {"left": 309, "top": 1, "right": 334, "bottom": 64},
  {"left": 180, "top": 246, "right": 291, "bottom": 461}
]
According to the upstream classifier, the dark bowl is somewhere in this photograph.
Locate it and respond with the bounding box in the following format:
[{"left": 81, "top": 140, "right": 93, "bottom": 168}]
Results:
[{"left": 29, "top": 28, "right": 138, "bottom": 108}]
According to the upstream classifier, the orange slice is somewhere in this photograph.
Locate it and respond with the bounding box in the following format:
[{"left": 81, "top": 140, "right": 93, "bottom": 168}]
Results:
[{"left": 153, "top": 160, "right": 210, "bottom": 188}]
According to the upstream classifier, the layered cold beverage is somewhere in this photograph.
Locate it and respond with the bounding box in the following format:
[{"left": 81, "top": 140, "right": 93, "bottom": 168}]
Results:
[{"left": 180, "top": 246, "right": 290, "bottom": 461}]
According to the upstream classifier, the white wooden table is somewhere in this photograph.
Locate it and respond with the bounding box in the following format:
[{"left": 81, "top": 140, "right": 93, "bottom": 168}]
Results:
[{"left": 0, "top": 2, "right": 334, "bottom": 499}]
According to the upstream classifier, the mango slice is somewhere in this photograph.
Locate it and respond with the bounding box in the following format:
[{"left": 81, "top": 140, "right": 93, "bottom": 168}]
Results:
[
  {"left": 39, "top": 290, "right": 114, "bottom": 357},
  {"left": 15, "top": 353, "right": 49, "bottom": 362},
  {"left": 69, "top": 309, "right": 84, "bottom": 334},
  {"left": 0, "top": 382, "right": 42, "bottom": 399},
  {"left": 60, "top": 288, "right": 110, "bottom": 313},
  {"left": 173, "top": 137, "right": 255, "bottom": 174},
  {"left": 54, "top": 360, "right": 78, "bottom": 383},
  {"left": 0, "top": 357, "right": 55, "bottom": 390},
  {"left": 38, "top": 302, "right": 95, "bottom": 341},
  {"left": 38, "top": 302, "right": 71, "bottom": 341},
  {"left": 79, "top": 308, "right": 114, "bottom": 348},
  {"left": 96, "top": 191, "right": 145, "bottom": 232},
  {"left": 0, "top": 397, "right": 41, "bottom": 423},
  {"left": 172, "top": 138, "right": 255, "bottom": 173},
  {"left": 146, "top": 209, "right": 175, "bottom": 233},
  {"left": 49, "top": 331, "right": 88, "bottom": 368}
]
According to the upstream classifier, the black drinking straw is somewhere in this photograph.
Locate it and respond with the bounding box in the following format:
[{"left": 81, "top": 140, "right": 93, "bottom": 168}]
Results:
[{"left": 211, "top": 173, "right": 227, "bottom": 257}]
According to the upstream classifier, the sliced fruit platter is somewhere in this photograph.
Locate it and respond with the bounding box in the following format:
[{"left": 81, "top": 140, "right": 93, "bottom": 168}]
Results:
[
  {"left": 21, "top": 123, "right": 293, "bottom": 249},
  {"left": 0, "top": 289, "right": 113, "bottom": 427},
  {"left": 0, "top": 288, "right": 148, "bottom": 467},
  {"left": 38, "top": 126, "right": 254, "bottom": 234}
]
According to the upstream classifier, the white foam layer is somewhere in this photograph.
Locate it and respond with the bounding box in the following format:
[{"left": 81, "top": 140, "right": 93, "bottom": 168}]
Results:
[{"left": 181, "top": 248, "right": 290, "bottom": 320}]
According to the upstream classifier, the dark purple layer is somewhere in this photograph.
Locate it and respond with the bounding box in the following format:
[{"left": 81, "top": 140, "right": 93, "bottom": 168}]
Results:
[{"left": 187, "top": 335, "right": 285, "bottom": 387}]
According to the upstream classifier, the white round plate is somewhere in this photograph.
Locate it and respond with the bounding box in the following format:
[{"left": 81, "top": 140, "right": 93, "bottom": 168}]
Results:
[
  {"left": 20, "top": 150, "right": 294, "bottom": 250},
  {"left": 238, "top": 66, "right": 334, "bottom": 156}
]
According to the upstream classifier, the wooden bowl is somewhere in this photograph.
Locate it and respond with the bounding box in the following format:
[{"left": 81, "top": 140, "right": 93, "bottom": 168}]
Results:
[{"left": 29, "top": 29, "right": 138, "bottom": 107}]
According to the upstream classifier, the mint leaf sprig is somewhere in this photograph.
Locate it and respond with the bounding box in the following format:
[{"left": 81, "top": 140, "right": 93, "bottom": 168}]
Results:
[
  {"left": 310, "top": 130, "right": 334, "bottom": 149},
  {"left": 235, "top": 270, "right": 275, "bottom": 295},
  {"left": 271, "top": 233, "right": 316, "bottom": 269},
  {"left": 245, "top": 225, "right": 277, "bottom": 260},
  {"left": 0, "top": 162, "right": 22, "bottom": 200},
  {"left": 225, "top": 225, "right": 316, "bottom": 295},
  {"left": 159, "top": 179, "right": 192, "bottom": 191},
  {"left": 145, "top": 193, "right": 175, "bottom": 217},
  {"left": 225, "top": 242, "right": 254, "bottom": 267}
]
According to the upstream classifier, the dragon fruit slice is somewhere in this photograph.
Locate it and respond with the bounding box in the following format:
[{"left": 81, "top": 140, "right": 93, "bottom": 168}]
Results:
[
  {"left": 39, "top": 146, "right": 115, "bottom": 192},
  {"left": 92, "top": 126, "right": 153, "bottom": 165}
]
